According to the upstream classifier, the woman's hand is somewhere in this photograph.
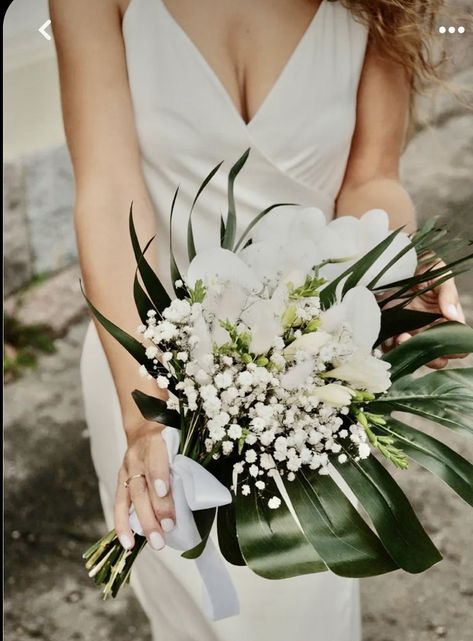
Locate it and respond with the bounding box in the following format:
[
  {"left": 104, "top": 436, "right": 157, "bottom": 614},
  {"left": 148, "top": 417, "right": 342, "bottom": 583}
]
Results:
[
  {"left": 385, "top": 261, "right": 466, "bottom": 369},
  {"left": 114, "top": 420, "right": 175, "bottom": 551}
]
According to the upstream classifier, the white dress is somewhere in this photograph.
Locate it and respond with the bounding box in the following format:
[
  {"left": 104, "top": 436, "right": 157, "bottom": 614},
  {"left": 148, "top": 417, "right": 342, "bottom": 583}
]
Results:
[{"left": 81, "top": 1, "right": 368, "bottom": 639}]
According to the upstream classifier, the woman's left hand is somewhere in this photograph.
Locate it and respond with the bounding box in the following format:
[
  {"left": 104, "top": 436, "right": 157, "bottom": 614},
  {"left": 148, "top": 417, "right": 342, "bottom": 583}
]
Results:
[{"left": 385, "top": 261, "right": 467, "bottom": 369}]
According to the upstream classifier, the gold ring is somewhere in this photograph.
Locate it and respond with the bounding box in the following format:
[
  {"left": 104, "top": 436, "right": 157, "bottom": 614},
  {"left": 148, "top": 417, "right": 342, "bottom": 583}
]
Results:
[{"left": 124, "top": 473, "right": 146, "bottom": 488}]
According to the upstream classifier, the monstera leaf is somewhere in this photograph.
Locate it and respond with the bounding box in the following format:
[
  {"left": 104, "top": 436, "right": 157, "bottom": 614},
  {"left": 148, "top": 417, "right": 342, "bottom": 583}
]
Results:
[{"left": 370, "top": 368, "right": 473, "bottom": 437}]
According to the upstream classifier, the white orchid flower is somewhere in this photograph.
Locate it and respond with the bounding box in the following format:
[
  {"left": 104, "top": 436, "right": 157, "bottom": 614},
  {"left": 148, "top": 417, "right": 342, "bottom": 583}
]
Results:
[
  {"left": 187, "top": 247, "right": 262, "bottom": 292},
  {"left": 326, "top": 350, "right": 392, "bottom": 394},
  {"left": 251, "top": 206, "right": 328, "bottom": 245},
  {"left": 239, "top": 238, "right": 321, "bottom": 287},
  {"left": 318, "top": 210, "right": 417, "bottom": 286},
  {"left": 321, "top": 286, "right": 381, "bottom": 350}
]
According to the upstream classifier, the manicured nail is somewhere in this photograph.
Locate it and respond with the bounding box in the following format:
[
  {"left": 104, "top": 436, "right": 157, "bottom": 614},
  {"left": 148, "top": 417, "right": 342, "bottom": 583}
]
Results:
[
  {"left": 118, "top": 534, "right": 133, "bottom": 550},
  {"left": 154, "top": 479, "right": 168, "bottom": 498},
  {"left": 149, "top": 531, "right": 165, "bottom": 550},
  {"left": 447, "top": 304, "right": 459, "bottom": 320},
  {"left": 384, "top": 337, "right": 394, "bottom": 349},
  {"left": 160, "top": 518, "right": 175, "bottom": 533},
  {"left": 397, "top": 334, "right": 411, "bottom": 345}
]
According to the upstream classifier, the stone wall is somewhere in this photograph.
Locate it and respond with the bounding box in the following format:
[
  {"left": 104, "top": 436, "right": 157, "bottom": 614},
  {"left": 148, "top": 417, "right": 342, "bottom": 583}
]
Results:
[{"left": 4, "top": 145, "right": 75, "bottom": 296}]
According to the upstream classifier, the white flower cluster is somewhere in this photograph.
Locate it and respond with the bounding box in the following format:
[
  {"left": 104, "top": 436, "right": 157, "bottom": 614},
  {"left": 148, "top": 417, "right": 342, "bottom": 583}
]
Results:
[{"left": 137, "top": 273, "right": 389, "bottom": 509}]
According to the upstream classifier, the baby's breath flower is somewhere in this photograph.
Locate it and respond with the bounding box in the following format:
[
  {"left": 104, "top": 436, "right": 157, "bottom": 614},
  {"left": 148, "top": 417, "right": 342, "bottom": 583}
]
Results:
[
  {"left": 268, "top": 496, "right": 281, "bottom": 509},
  {"left": 156, "top": 375, "right": 169, "bottom": 389}
]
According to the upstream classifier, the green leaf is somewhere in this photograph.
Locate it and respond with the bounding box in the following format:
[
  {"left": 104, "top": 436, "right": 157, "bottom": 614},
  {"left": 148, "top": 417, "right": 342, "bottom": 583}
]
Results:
[
  {"left": 383, "top": 322, "right": 473, "bottom": 381},
  {"left": 377, "top": 308, "right": 441, "bottom": 346},
  {"left": 233, "top": 203, "right": 297, "bottom": 252},
  {"left": 379, "top": 418, "right": 473, "bottom": 506},
  {"left": 131, "top": 390, "right": 180, "bottom": 428},
  {"left": 284, "top": 470, "right": 397, "bottom": 577},
  {"left": 333, "top": 454, "right": 441, "bottom": 573},
  {"left": 187, "top": 161, "right": 224, "bottom": 261},
  {"left": 129, "top": 205, "right": 171, "bottom": 312},
  {"left": 220, "top": 215, "right": 226, "bottom": 246},
  {"left": 222, "top": 149, "right": 250, "bottom": 250},
  {"left": 217, "top": 502, "right": 245, "bottom": 566},
  {"left": 181, "top": 508, "right": 216, "bottom": 559},
  {"left": 133, "top": 236, "right": 156, "bottom": 323},
  {"left": 235, "top": 479, "right": 326, "bottom": 579},
  {"left": 169, "top": 187, "right": 186, "bottom": 297},
  {"left": 377, "top": 253, "right": 473, "bottom": 304},
  {"left": 319, "top": 228, "right": 404, "bottom": 309},
  {"left": 81, "top": 282, "right": 147, "bottom": 365},
  {"left": 370, "top": 368, "right": 473, "bottom": 437}
]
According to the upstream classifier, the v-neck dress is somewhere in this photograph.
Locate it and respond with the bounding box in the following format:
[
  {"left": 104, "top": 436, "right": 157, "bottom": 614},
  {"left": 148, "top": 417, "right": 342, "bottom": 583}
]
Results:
[{"left": 80, "top": 1, "right": 369, "bottom": 639}]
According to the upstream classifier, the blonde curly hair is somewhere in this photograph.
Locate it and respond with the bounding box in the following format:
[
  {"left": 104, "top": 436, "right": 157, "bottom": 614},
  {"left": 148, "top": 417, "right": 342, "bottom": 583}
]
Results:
[{"left": 334, "top": 0, "right": 452, "bottom": 94}]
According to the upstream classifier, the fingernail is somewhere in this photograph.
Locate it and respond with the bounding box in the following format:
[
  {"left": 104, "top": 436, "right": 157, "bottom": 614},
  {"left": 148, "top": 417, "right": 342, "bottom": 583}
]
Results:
[
  {"left": 160, "top": 518, "right": 175, "bottom": 533},
  {"left": 149, "top": 531, "right": 165, "bottom": 550},
  {"left": 384, "top": 337, "right": 394, "bottom": 349},
  {"left": 118, "top": 534, "right": 133, "bottom": 550},
  {"left": 154, "top": 479, "right": 168, "bottom": 498},
  {"left": 447, "top": 304, "right": 459, "bottom": 320},
  {"left": 397, "top": 334, "right": 411, "bottom": 344}
]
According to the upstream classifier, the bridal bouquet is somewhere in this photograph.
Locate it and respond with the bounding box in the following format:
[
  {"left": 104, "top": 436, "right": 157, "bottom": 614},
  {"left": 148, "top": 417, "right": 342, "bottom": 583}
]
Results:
[{"left": 83, "top": 150, "right": 473, "bottom": 617}]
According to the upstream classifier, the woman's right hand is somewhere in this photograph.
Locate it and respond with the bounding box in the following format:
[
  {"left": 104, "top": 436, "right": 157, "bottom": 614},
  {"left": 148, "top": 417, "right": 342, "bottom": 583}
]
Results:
[{"left": 114, "top": 420, "right": 176, "bottom": 551}]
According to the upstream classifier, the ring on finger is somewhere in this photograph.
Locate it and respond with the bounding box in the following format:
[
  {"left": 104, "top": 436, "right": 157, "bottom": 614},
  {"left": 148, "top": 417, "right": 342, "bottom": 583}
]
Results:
[{"left": 124, "top": 473, "right": 146, "bottom": 488}]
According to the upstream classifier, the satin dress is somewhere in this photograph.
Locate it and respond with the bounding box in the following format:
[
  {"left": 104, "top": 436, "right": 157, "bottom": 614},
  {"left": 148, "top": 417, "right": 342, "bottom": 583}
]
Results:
[{"left": 81, "top": 1, "right": 369, "bottom": 638}]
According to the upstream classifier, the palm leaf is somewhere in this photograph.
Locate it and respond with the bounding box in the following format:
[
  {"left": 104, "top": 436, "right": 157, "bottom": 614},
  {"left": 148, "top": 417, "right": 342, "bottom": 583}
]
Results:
[
  {"left": 370, "top": 368, "right": 473, "bottom": 437},
  {"left": 132, "top": 390, "right": 180, "bottom": 427},
  {"left": 379, "top": 418, "right": 473, "bottom": 506},
  {"left": 233, "top": 203, "right": 297, "bottom": 252},
  {"left": 235, "top": 479, "right": 327, "bottom": 579},
  {"left": 319, "top": 228, "right": 404, "bottom": 309},
  {"left": 333, "top": 454, "right": 441, "bottom": 573},
  {"left": 168, "top": 187, "right": 186, "bottom": 297},
  {"left": 222, "top": 149, "right": 250, "bottom": 250},
  {"left": 181, "top": 508, "right": 216, "bottom": 559},
  {"left": 81, "top": 282, "right": 147, "bottom": 366},
  {"left": 217, "top": 502, "right": 245, "bottom": 566},
  {"left": 377, "top": 308, "right": 440, "bottom": 346},
  {"left": 129, "top": 205, "right": 171, "bottom": 312},
  {"left": 133, "top": 237, "right": 156, "bottom": 323},
  {"left": 284, "top": 470, "right": 397, "bottom": 577},
  {"left": 187, "top": 162, "right": 224, "bottom": 262},
  {"left": 383, "top": 322, "right": 473, "bottom": 381}
]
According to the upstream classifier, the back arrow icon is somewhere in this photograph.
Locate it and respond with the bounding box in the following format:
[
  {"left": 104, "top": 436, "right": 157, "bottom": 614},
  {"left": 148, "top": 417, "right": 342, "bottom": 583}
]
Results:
[{"left": 39, "top": 19, "right": 52, "bottom": 41}]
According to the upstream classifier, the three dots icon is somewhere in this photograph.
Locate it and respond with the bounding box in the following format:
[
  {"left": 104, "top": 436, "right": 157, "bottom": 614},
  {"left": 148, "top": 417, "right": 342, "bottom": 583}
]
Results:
[{"left": 438, "top": 25, "right": 466, "bottom": 34}]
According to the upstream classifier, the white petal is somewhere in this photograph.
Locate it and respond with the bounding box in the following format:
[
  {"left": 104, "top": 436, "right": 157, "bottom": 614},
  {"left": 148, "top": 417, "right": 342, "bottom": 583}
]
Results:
[
  {"left": 359, "top": 209, "right": 390, "bottom": 249},
  {"left": 321, "top": 286, "right": 380, "bottom": 349},
  {"left": 239, "top": 241, "right": 282, "bottom": 284},
  {"left": 313, "top": 384, "right": 354, "bottom": 407},
  {"left": 187, "top": 248, "right": 261, "bottom": 291},
  {"left": 328, "top": 350, "right": 391, "bottom": 393},
  {"left": 251, "top": 206, "right": 327, "bottom": 245},
  {"left": 241, "top": 296, "right": 285, "bottom": 354},
  {"left": 363, "top": 233, "right": 417, "bottom": 287},
  {"left": 211, "top": 284, "right": 249, "bottom": 346}
]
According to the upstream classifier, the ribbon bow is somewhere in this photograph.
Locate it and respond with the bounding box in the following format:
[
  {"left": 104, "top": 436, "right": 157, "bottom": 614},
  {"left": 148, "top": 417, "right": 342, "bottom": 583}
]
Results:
[{"left": 129, "top": 427, "right": 240, "bottom": 620}]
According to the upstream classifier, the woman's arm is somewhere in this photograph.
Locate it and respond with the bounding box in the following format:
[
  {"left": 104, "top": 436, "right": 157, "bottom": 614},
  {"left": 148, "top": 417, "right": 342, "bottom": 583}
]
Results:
[
  {"left": 336, "top": 43, "right": 416, "bottom": 231},
  {"left": 50, "top": 0, "right": 174, "bottom": 550},
  {"left": 336, "top": 44, "right": 465, "bottom": 365}
]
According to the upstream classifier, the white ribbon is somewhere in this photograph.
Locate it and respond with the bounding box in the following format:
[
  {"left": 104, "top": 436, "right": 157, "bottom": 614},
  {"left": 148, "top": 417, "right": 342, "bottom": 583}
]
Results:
[{"left": 129, "top": 427, "right": 240, "bottom": 620}]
